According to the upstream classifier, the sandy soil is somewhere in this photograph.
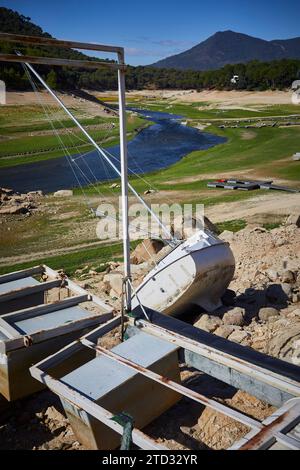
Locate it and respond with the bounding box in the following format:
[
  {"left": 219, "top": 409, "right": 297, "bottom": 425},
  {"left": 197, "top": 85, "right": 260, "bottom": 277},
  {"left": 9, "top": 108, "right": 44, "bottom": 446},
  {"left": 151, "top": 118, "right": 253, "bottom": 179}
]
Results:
[
  {"left": 98, "top": 89, "right": 294, "bottom": 106},
  {"left": 176, "top": 89, "right": 293, "bottom": 105},
  {"left": 6, "top": 89, "right": 296, "bottom": 110},
  {"left": 5, "top": 91, "right": 114, "bottom": 117},
  {"left": 206, "top": 192, "right": 300, "bottom": 223}
]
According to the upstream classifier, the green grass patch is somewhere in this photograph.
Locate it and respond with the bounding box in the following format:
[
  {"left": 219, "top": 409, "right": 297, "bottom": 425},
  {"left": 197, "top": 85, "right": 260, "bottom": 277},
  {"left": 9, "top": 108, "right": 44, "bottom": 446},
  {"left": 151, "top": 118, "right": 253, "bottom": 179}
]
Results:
[
  {"left": 262, "top": 222, "right": 282, "bottom": 231},
  {"left": 215, "top": 219, "right": 246, "bottom": 233},
  {"left": 0, "top": 240, "right": 139, "bottom": 277},
  {"left": 134, "top": 101, "right": 300, "bottom": 120},
  {"left": 78, "top": 123, "right": 300, "bottom": 203},
  {"left": 0, "top": 115, "right": 151, "bottom": 168}
]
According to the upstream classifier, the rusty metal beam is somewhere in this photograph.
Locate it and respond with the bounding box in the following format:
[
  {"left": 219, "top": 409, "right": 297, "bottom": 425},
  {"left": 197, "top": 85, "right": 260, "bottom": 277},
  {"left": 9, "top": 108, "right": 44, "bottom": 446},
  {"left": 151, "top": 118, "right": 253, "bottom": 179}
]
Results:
[
  {"left": 44, "top": 265, "right": 113, "bottom": 313},
  {"left": 0, "top": 278, "right": 62, "bottom": 303},
  {"left": 81, "top": 338, "right": 262, "bottom": 431},
  {"left": 0, "top": 32, "right": 124, "bottom": 54},
  {"left": 29, "top": 364, "right": 168, "bottom": 450},
  {"left": 129, "top": 315, "right": 300, "bottom": 400},
  {"left": 1, "top": 294, "right": 89, "bottom": 322},
  {"left": 0, "top": 53, "right": 124, "bottom": 70},
  {"left": 0, "top": 265, "right": 44, "bottom": 285}
]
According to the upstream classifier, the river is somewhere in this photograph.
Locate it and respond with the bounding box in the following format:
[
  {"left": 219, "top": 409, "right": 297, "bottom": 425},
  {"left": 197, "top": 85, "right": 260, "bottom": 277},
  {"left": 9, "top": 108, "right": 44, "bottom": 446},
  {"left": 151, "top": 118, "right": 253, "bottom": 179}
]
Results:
[{"left": 0, "top": 109, "right": 226, "bottom": 193}]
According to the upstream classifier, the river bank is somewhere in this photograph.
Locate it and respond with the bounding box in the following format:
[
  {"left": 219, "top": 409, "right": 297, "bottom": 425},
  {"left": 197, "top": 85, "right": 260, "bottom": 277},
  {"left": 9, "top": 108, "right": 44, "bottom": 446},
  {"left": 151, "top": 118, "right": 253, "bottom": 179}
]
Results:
[{"left": 0, "top": 107, "right": 225, "bottom": 193}]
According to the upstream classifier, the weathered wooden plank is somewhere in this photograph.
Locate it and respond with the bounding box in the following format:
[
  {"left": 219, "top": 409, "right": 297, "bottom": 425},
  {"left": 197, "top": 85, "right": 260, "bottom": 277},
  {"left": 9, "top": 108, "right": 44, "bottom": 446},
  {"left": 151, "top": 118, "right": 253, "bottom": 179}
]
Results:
[
  {"left": 0, "top": 266, "right": 44, "bottom": 284},
  {"left": 0, "top": 54, "right": 124, "bottom": 70},
  {"left": 0, "top": 279, "right": 61, "bottom": 303},
  {"left": 1, "top": 294, "right": 89, "bottom": 323},
  {"left": 44, "top": 266, "right": 113, "bottom": 313},
  {"left": 27, "top": 315, "right": 122, "bottom": 370},
  {"left": 274, "top": 432, "right": 300, "bottom": 450},
  {"left": 2, "top": 311, "right": 113, "bottom": 353},
  {"left": 126, "top": 324, "right": 296, "bottom": 407},
  {"left": 237, "top": 400, "right": 300, "bottom": 450},
  {"left": 185, "top": 349, "right": 293, "bottom": 408},
  {"left": 0, "top": 318, "right": 22, "bottom": 339},
  {"left": 0, "top": 32, "right": 123, "bottom": 54}
]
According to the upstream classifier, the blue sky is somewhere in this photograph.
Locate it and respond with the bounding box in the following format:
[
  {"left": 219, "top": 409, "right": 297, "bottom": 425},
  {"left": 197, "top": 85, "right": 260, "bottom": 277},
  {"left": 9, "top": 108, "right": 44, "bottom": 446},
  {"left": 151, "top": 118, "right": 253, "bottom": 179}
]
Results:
[{"left": 1, "top": 0, "right": 299, "bottom": 65}]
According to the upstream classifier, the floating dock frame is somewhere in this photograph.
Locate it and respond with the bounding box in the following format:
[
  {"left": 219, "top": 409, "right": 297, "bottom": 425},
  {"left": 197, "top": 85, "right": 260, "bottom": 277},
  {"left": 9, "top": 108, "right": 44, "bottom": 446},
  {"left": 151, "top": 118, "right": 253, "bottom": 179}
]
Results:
[
  {"left": 207, "top": 179, "right": 300, "bottom": 193},
  {"left": 0, "top": 265, "right": 113, "bottom": 401},
  {"left": 230, "top": 397, "right": 300, "bottom": 450},
  {"left": 30, "top": 308, "right": 300, "bottom": 450}
]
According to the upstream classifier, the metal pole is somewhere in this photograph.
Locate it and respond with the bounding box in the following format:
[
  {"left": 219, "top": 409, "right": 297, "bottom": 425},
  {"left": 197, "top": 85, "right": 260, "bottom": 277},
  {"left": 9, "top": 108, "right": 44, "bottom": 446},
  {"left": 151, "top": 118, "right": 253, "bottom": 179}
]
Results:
[{"left": 118, "top": 51, "right": 131, "bottom": 311}]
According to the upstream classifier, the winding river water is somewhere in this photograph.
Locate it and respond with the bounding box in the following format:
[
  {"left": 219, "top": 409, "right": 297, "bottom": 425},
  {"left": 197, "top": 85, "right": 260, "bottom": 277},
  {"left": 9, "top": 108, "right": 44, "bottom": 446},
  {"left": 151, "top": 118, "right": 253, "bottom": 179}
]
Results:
[{"left": 0, "top": 109, "right": 226, "bottom": 193}]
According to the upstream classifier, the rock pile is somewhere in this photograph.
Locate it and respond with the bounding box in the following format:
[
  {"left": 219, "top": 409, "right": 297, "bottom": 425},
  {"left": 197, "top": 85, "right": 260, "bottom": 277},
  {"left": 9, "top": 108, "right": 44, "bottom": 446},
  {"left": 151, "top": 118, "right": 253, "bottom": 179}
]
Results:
[
  {"left": 0, "top": 188, "right": 44, "bottom": 216},
  {"left": 193, "top": 213, "right": 300, "bottom": 363}
]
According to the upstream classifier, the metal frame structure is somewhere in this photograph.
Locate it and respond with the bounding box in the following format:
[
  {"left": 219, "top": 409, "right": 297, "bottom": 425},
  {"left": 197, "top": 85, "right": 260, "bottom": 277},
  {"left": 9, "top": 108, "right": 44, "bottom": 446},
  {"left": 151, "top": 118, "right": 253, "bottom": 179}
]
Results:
[
  {"left": 0, "top": 32, "right": 175, "bottom": 310},
  {"left": 0, "top": 264, "right": 114, "bottom": 401},
  {"left": 230, "top": 397, "right": 300, "bottom": 450},
  {"left": 30, "top": 311, "right": 300, "bottom": 450},
  {"left": 130, "top": 309, "right": 300, "bottom": 406},
  {"left": 0, "top": 32, "right": 132, "bottom": 310},
  {"left": 0, "top": 264, "right": 113, "bottom": 352}
]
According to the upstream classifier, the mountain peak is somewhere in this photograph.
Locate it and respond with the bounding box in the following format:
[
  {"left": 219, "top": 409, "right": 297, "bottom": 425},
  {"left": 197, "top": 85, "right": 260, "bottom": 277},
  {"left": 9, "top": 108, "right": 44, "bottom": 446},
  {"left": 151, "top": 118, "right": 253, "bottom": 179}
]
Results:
[{"left": 151, "top": 31, "right": 300, "bottom": 70}]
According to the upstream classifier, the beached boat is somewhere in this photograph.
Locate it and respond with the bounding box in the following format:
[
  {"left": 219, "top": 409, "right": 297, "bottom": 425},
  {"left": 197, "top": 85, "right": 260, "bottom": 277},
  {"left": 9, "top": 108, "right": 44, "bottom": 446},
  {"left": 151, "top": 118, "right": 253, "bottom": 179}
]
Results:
[{"left": 132, "top": 230, "right": 235, "bottom": 315}]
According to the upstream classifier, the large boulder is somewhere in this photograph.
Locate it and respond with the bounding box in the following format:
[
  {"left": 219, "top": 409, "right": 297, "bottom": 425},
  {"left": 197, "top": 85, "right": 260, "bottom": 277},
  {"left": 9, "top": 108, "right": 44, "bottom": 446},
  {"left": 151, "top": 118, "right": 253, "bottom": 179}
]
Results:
[
  {"left": 172, "top": 215, "right": 219, "bottom": 239},
  {"left": 268, "top": 324, "right": 300, "bottom": 363},
  {"left": 228, "top": 330, "right": 250, "bottom": 345},
  {"left": 258, "top": 307, "right": 280, "bottom": 322},
  {"left": 103, "top": 272, "right": 123, "bottom": 296},
  {"left": 53, "top": 190, "right": 73, "bottom": 197},
  {"left": 194, "top": 314, "right": 222, "bottom": 333},
  {"left": 214, "top": 325, "right": 235, "bottom": 338},
  {"left": 285, "top": 213, "right": 300, "bottom": 227},
  {"left": 0, "top": 204, "right": 29, "bottom": 215},
  {"left": 223, "top": 307, "right": 246, "bottom": 326},
  {"left": 131, "top": 239, "right": 164, "bottom": 264}
]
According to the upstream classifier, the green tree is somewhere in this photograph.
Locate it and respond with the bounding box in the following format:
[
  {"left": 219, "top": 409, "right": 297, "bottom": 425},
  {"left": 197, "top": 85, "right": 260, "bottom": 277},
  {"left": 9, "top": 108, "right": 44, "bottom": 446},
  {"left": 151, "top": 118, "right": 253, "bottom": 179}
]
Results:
[{"left": 46, "top": 70, "right": 57, "bottom": 89}]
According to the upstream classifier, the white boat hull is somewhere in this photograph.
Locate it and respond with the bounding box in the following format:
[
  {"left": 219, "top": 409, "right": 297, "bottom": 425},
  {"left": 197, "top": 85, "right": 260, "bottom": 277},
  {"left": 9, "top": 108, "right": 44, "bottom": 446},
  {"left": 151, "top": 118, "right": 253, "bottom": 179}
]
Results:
[{"left": 132, "top": 230, "right": 235, "bottom": 316}]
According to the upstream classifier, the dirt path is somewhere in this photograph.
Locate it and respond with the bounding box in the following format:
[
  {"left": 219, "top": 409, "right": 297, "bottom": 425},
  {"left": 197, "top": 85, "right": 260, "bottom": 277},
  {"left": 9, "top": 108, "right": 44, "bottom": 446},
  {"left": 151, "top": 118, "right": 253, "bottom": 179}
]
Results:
[
  {"left": 0, "top": 238, "right": 119, "bottom": 267},
  {"left": 206, "top": 192, "right": 300, "bottom": 223}
]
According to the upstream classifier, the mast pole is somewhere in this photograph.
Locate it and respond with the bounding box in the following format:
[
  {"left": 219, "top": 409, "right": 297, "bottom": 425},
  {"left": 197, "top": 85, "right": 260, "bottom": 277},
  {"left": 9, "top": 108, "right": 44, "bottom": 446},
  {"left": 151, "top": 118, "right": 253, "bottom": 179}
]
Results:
[{"left": 117, "top": 50, "right": 131, "bottom": 311}]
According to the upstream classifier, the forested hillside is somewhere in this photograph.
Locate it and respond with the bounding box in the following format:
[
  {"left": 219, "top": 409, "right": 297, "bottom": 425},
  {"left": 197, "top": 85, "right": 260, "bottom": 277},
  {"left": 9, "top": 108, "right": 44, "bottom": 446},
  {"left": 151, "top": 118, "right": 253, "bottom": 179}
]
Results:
[{"left": 0, "top": 8, "right": 299, "bottom": 92}]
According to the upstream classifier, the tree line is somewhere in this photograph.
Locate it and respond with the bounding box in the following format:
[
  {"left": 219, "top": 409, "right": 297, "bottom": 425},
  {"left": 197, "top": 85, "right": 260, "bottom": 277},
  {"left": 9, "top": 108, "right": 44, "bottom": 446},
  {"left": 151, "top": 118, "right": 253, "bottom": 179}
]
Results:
[
  {"left": 2, "top": 58, "right": 299, "bottom": 92},
  {"left": 0, "top": 8, "right": 299, "bottom": 92}
]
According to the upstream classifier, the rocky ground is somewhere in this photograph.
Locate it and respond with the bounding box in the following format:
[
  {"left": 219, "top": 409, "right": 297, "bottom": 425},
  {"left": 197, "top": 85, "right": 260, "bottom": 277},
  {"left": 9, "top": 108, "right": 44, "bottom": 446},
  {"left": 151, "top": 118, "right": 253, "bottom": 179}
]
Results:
[
  {"left": 0, "top": 187, "right": 44, "bottom": 215},
  {"left": 1, "top": 212, "right": 300, "bottom": 450}
]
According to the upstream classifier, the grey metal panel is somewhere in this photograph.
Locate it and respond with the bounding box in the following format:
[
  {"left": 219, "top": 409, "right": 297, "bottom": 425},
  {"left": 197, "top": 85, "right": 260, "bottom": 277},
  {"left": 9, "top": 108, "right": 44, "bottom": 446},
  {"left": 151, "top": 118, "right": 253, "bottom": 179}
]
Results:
[
  {"left": 0, "top": 330, "right": 8, "bottom": 340},
  {"left": 62, "top": 332, "right": 178, "bottom": 400},
  {"left": 185, "top": 349, "right": 293, "bottom": 407},
  {"left": 0, "top": 277, "right": 39, "bottom": 295},
  {"left": 14, "top": 306, "right": 95, "bottom": 335},
  {"left": 126, "top": 323, "right": 295, "bottom": 407}
]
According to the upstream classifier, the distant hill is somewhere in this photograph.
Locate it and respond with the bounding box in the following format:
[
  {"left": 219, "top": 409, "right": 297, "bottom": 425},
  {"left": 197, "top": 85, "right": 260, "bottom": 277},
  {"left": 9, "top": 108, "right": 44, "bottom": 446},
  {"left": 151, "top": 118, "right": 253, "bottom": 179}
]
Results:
[
  {"left": 151, "top": 31, "right": 300, "bottom": 70},
  {"left": 0, "top": 8, "right": 299, "bottom": 92}
]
